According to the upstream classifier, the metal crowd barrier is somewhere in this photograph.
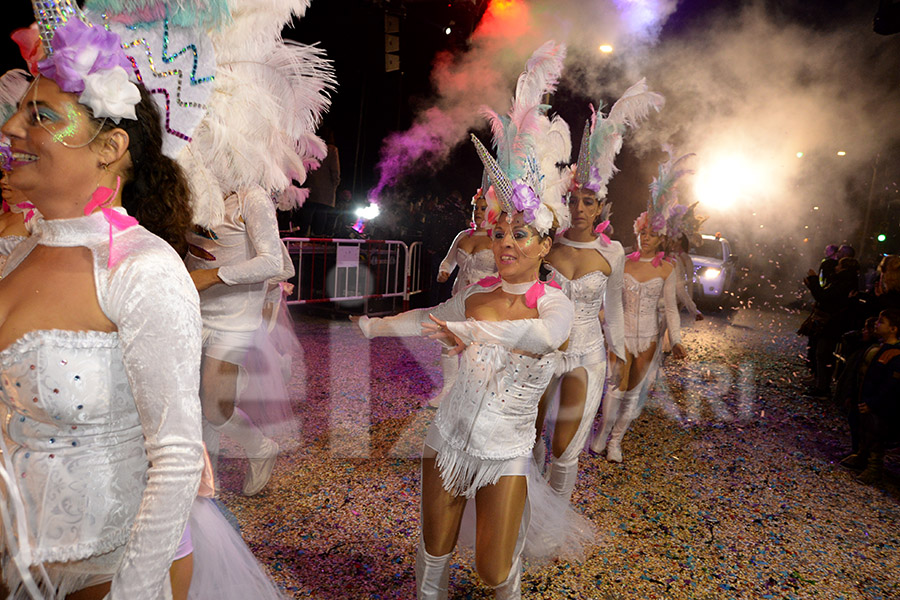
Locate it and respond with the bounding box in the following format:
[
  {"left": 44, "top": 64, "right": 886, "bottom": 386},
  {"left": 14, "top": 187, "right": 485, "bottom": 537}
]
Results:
[{"left": 281, "top": 237, "right": 423, "bottom": 310}]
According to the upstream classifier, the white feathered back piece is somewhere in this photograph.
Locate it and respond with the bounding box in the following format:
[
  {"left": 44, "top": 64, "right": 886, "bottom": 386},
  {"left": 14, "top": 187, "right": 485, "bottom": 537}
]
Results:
[
  {"left": 474, "top": 41, "right": 571, "bottom": 235},
  {"left": 574, "top": 78, "right": 664, "bottom": 198},
  {"left": 183, "top": 0, "right": 335, "bottom": 227}
]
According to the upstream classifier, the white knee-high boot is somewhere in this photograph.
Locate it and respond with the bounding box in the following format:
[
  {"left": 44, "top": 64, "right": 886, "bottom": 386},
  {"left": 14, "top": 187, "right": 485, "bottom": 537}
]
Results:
[
  {"left": 547, "top": 455, "right": 579, "bottom": 502},
  {"left": 589, "top": 388, "right": 623, "bottom": 454},
  {"left": 532, "top": 436, "right": 547, "bottom": 475},
  {"left": 215, "top": 407, "right": 279, "bottom": 496},
  {"left": 605, "top": 389, "right": 640, "bottom": 463},
  {"left": 429, "top": 352, "right": 459, "bottom": 408},
  {"left": 416, "top": 540, "right": 451, "bottom": 599}
]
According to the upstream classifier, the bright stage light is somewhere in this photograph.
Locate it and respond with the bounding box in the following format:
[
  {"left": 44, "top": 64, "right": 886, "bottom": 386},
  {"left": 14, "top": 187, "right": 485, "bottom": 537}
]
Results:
[
  {"left": 796, "top": 152, "right": 804, "bottom": 158},
  {"left": 703, "top": 268, "right": 721, "bottom": 280},
  {"left": 598, "top": 44, "right": 613, "bottom": 53},
  {"left": 694, "top": 155, "right": 763, "bottom": 211},
  {"left": 837, "top": 151, "right": 846, "bottom": 156},
  {"left": 355, "top": 203, "right": 381, "bottom": 220}
]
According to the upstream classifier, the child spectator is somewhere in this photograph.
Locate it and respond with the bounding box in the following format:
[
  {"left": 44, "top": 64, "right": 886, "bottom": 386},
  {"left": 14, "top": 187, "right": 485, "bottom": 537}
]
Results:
[{"left": 839, "top": 308, "right": 900, "bottom": 484}]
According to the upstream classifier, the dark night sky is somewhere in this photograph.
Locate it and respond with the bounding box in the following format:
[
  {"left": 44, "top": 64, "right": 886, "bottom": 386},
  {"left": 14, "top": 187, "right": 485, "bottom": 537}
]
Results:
[{"left": 2, "top": 0, "right": 897, "bottom": 255}]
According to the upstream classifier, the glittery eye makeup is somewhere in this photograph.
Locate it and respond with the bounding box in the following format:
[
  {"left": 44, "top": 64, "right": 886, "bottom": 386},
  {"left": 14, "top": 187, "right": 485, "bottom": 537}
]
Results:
[{"left": 23, "top": 77, "right": 106, "bottom": 149}]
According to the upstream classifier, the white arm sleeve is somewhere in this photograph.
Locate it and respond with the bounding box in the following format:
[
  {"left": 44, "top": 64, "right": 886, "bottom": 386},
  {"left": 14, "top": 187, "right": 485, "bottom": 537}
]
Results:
[
  {"left": 662, "top": 270, "right": 682, "bottom": 347},
  {"left": 445, "top": 287, "right": 573, "bottom": 355},
  {"left": 601, "top": 244, "right": 626, "bottom": 361},
  {"left": 105, "top": 247, "right": 204, "bottom": 599},
  {"left": 217, "top": 188, "right": 285, "bottom": 286},
  {"left": 438, "top": 230, "right": 467, "bottom": 275},
  {"left": 357, "top": 289, "right": 468, "bottom": 339}
]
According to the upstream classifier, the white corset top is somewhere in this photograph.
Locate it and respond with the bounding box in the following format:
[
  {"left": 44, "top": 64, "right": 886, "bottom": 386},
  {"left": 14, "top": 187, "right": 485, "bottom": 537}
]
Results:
[
  {"left": 549, "top": 267, "right": 608, "bottom": 367},
  {"left": 623, "top": 273, "right": 665, "bottom": 353},
  {"left": 453, "top": 248, "right": 497, "bottom": 293},
  {"left": 0, "top": 330, "right": 146, "bottom": 564}
]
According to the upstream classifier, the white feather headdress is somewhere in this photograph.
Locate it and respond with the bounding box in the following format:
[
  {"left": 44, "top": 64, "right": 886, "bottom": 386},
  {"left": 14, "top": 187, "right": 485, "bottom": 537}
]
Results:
[
  {"left": 573, "top": 78, "right": 664, "bottom": 200},
  {"left": 471, "top": 41, "right": 571, "bottom": 235}
]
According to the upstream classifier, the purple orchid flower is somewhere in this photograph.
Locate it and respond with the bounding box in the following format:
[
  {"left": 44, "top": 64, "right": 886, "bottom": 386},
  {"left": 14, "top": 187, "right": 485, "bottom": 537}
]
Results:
[
  {"left": 37, "top": 20, "right": 130, "bottom": 94},
  {"left": 511, "top": 183, "right": 540, "bottom": 223}
]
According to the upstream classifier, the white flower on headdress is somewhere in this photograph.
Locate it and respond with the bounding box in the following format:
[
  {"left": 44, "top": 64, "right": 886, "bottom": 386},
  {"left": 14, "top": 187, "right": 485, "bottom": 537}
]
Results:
[
  {"left": 80, "top": 66, "right": 140, "bottom": 123},
  {"left": 531, "top": 204, "right": 554, "bottom": 236}
]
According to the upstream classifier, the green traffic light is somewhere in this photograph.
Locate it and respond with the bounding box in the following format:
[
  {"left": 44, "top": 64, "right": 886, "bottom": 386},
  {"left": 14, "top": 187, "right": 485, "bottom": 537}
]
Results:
[{"left": 877, "top": 233, "right": 887, "bottom": 242}]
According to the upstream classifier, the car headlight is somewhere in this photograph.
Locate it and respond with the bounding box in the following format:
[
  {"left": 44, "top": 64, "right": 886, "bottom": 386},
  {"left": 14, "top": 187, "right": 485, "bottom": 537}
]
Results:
[{"left": 702, "top": 268, "right": 721, "bottom": 280}]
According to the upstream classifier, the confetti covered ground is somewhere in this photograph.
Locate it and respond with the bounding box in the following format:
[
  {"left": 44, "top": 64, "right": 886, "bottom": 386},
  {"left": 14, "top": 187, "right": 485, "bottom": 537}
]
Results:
[{"left": 215, "top": 302, "right": 900, "bottom": 599}]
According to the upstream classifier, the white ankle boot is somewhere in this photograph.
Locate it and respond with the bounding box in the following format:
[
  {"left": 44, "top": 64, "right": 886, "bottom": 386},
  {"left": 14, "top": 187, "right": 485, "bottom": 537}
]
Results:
[
  {"left": 429, "top": 353, "right": 459, "bottom": 408},
  {"left": 416, "top": 540, "right": 451, "bottom": 599},
  {"left": 215, "top": 408, "right": 279, "bottom": 496},
  {"left": 589, "top": 388, "right": 623, "bottom": 454}
]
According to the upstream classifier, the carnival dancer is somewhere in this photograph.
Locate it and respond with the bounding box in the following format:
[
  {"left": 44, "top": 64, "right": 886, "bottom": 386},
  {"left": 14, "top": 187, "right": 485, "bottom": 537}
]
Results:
[
  {"left": 356, "top": 42, "right": 593, "bottom": 599},
  {"left": 430, "top": 176, "right": 497, "bottom": 407},
  {"left": 0, "top": 8, "right": 204, "bottom": 597},
  {"left": 668, "top": 227, "right": 704, "bottom": 321},
  {"left": 166, "top": 0, "right": 334, "bottom": 497},
  {"left": 534, "top": 80, "right": 663, "bottom": 501},
  {"left": 589, "top": 147, "right": 690, "bottom": 462}
]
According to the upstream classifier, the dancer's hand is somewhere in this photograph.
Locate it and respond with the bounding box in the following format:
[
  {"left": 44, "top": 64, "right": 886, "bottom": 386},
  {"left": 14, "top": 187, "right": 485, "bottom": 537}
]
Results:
[
  {"left": 190, "top": 268, "right": 222, "bottom": 292},
  {"left": 437, "top": 271, "right": 450, "bottom": 283},
  {"left": 671, "top": 343, "right": 687, "bottom": 359},
  {"left": 423, "top": 314, "right": 465, "bottom": 355}
]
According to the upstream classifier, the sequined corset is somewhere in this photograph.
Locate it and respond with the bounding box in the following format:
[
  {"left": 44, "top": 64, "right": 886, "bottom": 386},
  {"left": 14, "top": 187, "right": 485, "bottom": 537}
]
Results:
[
  {"left": 435, "top": 342, "right": 557, "bottom": 461},
  {"left": 550, "top": 267, "right": 608, "bottom": 368},
  {"left": 452, "top": 248, "right": 497, "bottom": 295},
  {"left": 623, "top": 274, "right": 665, "bottom": 354},
  {"left": 0, "top": 330, "right": 146, "bottom": 564}
]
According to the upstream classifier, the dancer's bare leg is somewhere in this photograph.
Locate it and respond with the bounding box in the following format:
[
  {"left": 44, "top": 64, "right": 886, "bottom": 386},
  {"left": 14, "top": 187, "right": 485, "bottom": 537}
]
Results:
[
  {"left": 170, "top": 555, "right": 193, "bottom": 600},
  {"left": 551, "top": 368, "right": 587, "bottom": 458},
  {"left": 420, "top": 456, "right": 467, "bottom": 555},
  {"left": 200, "top": 355, "right": 238, "bottom": 425},
  {"left": 626, "top": 342, "right": 657, "bottom": 392},
  {"left": 473, "top": 476, "right": 527, "bottom": 587}
]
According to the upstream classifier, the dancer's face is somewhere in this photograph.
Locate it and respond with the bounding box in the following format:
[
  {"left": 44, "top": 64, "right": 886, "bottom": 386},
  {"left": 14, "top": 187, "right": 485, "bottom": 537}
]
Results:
[
  {"left": 567, "top": 188, "right": 601, "bottom": 232},
  {"left": 0, "top": 170, "right": 27, "bottom": 207},
  {"left": 491, "top": 212, "right": 550, "bottom": 282},
  {"left": 1, "top": 77, "right": 106, "bottom": 216},
  {"left": 639, "top": 228, "right": 663, "bottom": 253},
  {"left": 471, "top": 195, "right": 487, "bottom": 229}
]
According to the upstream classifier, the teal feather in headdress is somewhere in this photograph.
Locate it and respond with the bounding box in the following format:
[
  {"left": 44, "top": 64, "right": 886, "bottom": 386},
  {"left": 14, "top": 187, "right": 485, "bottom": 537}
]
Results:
[{"left": 84, "top": 0, "right": 231, "bottom": 29}]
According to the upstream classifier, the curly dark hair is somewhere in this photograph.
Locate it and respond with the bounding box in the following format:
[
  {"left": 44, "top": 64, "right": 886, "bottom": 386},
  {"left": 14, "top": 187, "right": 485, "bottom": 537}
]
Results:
[{"left": 94, "top": 83, "right": 192, "bottom": 255}]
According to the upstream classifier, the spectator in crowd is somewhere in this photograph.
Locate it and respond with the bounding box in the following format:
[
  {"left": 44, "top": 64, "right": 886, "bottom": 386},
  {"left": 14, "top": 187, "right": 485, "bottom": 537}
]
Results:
[
  {"left": 297, "top": 127, "right": 340, "bottom": 236},
  {"left": 802, "top": 256, "right": 861, "bottom": 397},
  {"left": 839, "top": 308, "right": 900, "bottom": 484},
  {"left": 819, "top": 243, "right": 839, "bottom": 286}
]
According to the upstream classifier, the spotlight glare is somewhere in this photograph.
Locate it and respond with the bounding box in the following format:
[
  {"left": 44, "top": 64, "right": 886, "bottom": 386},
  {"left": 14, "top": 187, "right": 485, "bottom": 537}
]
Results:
[
  {"left": 445, "top": 27, "right": 452, "bottom": 35},
  {"left": 796, "top": 152, "right": 804, "bottom": 158},
  {"left": 837, "top": 151, "right": 846, "bottom": 156},
  {"left": 355, "top": 203, "right": 381, "bottom": 220},
  {"left": 598, "top": 44, "right": 613, "bottom": 53}
]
